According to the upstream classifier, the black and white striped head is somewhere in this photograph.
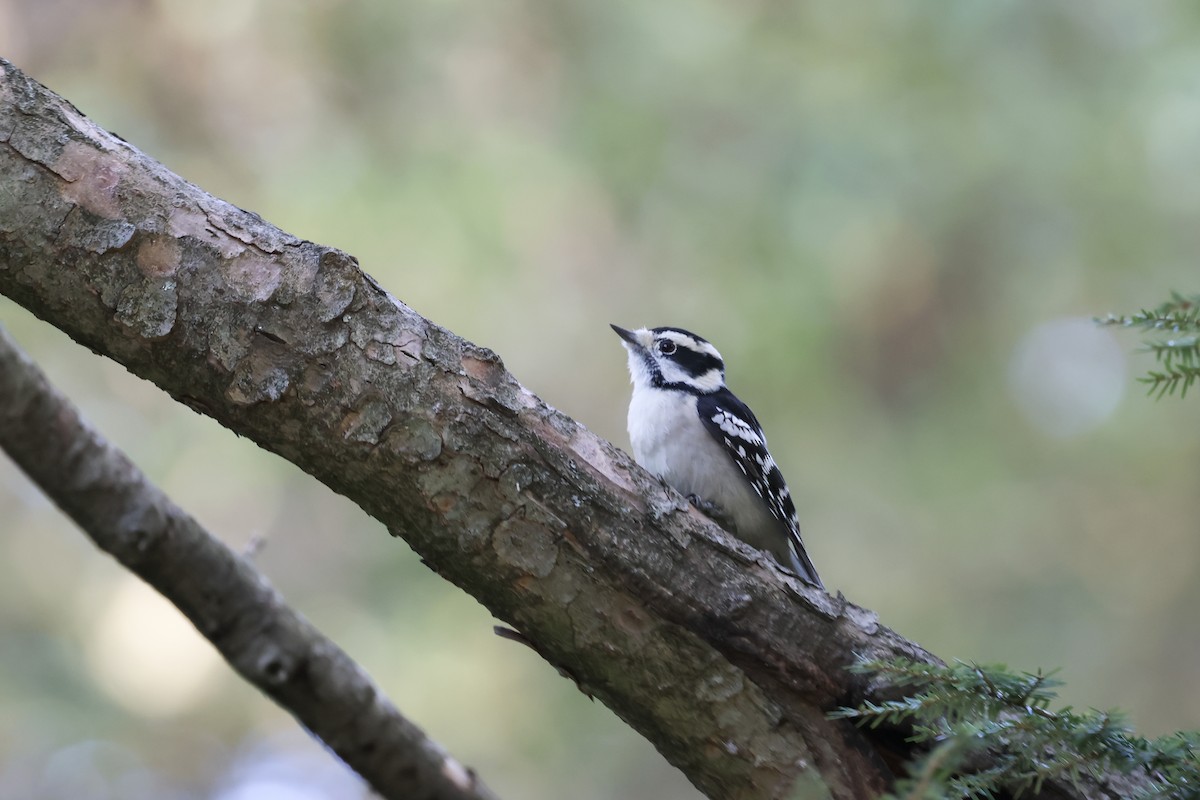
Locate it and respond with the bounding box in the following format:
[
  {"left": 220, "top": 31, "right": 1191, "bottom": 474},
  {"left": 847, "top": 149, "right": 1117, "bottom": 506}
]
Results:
[{"left": 611, "top": 324, "right": 726, "bottom": 394}]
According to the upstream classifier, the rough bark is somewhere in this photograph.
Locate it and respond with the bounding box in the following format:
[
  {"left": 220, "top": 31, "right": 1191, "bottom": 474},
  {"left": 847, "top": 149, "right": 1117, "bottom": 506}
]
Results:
[
  {"left": 0, "top": 57, "right": 1138, "bottom": 800},
  {"left": 0, "top": 327, "right": 499, "bottom": 800}
]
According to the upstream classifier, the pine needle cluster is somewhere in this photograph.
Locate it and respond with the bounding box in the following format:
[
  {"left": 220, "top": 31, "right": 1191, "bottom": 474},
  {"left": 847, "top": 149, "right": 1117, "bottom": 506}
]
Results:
[
  {"left": 832, "top": 658, "right": 1200, "bottom": 800},
  {"left": 1100, "top": 292, "right": 1200, "bottom": 398},
  {"left": 835, "top": 294, "right": 1200, "bottom": 798}
]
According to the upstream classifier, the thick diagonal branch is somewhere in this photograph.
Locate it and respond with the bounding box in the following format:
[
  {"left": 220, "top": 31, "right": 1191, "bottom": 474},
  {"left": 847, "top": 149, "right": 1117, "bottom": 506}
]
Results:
[
  {"left": 0, "top": 58, "right": 1137, "bottom": 800},
  {"left": 0, "top": 326, "right": 499, "bottom": 800}
]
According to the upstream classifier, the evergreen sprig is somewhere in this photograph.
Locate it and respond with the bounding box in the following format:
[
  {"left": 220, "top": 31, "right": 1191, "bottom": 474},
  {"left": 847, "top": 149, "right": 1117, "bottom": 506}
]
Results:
[
  {"left": 832, "top": 658, "right": 1200, "bottom": 800},
  {"left": 1100, "top": 292, "right": 1200, "bottom": 398}
]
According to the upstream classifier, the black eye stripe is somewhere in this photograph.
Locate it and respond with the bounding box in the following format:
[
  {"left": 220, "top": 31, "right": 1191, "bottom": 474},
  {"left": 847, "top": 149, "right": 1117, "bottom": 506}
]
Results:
[
  {"left": 666, "top": 345, "right": 723, "bottom": 379},
  {"left": 641, "top": 328, "right": 725, "bottom": 392}
]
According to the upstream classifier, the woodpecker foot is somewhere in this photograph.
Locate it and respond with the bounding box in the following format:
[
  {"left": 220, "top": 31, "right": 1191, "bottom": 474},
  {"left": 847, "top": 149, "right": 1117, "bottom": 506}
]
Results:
[{"left": 686, "top": 494, "right": 736, "bottom": 532}]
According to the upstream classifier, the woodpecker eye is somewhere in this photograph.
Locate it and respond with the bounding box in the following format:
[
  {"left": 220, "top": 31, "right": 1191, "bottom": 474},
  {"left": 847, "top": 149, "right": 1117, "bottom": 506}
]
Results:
[{"left": 657, "top": 340, "right": 677, "bottom": 355}]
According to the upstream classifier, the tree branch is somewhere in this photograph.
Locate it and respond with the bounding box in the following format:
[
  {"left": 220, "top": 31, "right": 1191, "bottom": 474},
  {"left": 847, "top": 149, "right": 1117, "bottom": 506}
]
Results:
[
  {"left": 0, "top": 57, "right": 1140, "bottom": 799},
  {"left": 0, "top": 325, "right": 499, "bottom": 800}
]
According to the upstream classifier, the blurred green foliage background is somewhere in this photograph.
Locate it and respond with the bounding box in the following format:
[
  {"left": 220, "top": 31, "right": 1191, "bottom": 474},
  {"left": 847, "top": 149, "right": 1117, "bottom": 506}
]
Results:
[{"left": 2, "top": 1, "right": 1199, "bottom": 798}]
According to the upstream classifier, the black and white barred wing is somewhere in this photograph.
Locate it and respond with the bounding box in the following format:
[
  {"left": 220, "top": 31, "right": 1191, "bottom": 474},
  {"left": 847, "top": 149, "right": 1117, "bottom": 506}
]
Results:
[{"left": 697, "top": 391, "right": 823, "bottom": 588}]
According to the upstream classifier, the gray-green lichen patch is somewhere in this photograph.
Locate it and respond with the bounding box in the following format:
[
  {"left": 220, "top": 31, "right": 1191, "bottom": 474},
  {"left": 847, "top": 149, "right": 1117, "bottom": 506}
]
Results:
[
  {"left": 647, "top": 488, "right": 689, "bottom": 522},
  {"left": 360, "top": 340, "right": 396, "bottom": 364},
  {"left": 115, "top": 277, "right": 177, "bottom": 339},
  {"left": 0, "top": 164, "right": 71, "bottom": 237},
  {"left": 205, "top": 318, "right": 254, "bottom": 373},
  {"left": 315, "top": 251, "right": 358, "bottom": 322},
  {"left": 58, "top": 207, "right": 135, "bottom": 254},
  {"left": 492, "top": 515, "right": 559, "bottom": 578},
  {"left": 349, "top": 317, "right": 423, "bottom": 368},
  {"left": 340, "top": 396, "right": 392, "bottom": 444},
  {"left": 7, "top": 114, "right": 70, "bottom": 169},
  {"left": 565, "top": 587, "right": 615, "bottom": 647},
  {"left": 381, "top": 417, "right": 443, "bottom": 462},
  {"left": 455, "top": 509, "right": 501, "bottom": 552},
  {"left": 271, "top": 245, "right": 320, "bottom": 306},
  {"left": 696, "top": 666, "right": 746, "bottom": 704},
  {"left": 0, "top": 61, "right": 9, "bottom": 115},
  {"left": 226, "top": 349, "right": 292, "bottom": 405},
  {"left": 417, "top": 458, "right": 484, "bottom": 517},
  {"left": 498, "top": 462, "right": 535, "bottom": 495},
  {"left": 537, "top": 564, "right": 583, "bottom": 607}
]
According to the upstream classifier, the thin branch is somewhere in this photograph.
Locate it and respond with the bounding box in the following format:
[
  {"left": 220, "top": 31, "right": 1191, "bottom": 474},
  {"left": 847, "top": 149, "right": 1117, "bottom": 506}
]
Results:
[{"left": 0, "top": 325, "right": 500, "bottom": 800}]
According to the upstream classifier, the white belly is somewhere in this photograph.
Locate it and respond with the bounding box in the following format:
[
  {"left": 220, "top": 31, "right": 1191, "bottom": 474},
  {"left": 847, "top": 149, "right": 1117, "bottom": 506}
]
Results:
[{"left": 627, "top": 387, "right": 785, "bottom": 559}]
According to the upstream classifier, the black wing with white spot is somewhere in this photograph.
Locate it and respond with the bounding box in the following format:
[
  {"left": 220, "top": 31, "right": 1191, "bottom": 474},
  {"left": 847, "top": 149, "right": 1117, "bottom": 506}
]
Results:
[{"left": 697, "top": 390, "right": 822, "bottom": 588}]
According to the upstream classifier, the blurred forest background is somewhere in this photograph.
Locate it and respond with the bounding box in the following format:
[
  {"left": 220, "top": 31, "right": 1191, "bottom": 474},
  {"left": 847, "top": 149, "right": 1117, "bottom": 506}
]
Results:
[{"left": 2, "top": 1, "right": 1199, "bottom": 798}]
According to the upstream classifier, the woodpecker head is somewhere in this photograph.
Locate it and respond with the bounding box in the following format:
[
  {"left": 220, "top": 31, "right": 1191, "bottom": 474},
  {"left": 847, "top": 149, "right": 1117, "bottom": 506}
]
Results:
[{"left": 611, "top": 324, "right": 726, "bottom": 394}]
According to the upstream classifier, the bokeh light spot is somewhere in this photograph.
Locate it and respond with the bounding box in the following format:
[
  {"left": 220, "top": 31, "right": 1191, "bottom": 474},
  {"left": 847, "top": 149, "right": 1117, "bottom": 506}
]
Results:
[
  {"left": 1008, "top": 317, "right": 1127, "bottom": 438},
  {"left": 83, "top": 575, "right": 223, "bottom": 718}
]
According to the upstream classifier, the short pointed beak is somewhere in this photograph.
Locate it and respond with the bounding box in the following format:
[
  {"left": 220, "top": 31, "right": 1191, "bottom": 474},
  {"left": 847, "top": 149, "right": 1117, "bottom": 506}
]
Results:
[{"left": 610, "top": 324, "right": 639, "bottom": 345}]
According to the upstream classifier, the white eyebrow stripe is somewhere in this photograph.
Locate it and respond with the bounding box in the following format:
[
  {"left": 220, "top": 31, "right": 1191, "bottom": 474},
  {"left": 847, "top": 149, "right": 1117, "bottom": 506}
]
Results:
[{"left": 658, "top": 331, "right": 722, "bottom": 360}]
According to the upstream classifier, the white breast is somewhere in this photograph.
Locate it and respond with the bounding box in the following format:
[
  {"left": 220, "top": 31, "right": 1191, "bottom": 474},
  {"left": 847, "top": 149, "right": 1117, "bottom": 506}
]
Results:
[{"left": 626, "top": 386, "right": 781, "bottom": 555}]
